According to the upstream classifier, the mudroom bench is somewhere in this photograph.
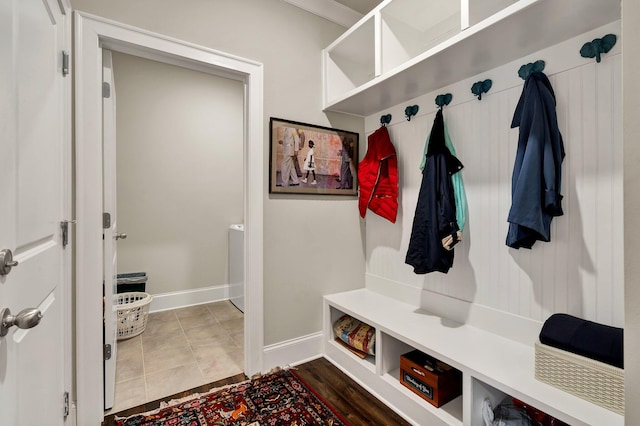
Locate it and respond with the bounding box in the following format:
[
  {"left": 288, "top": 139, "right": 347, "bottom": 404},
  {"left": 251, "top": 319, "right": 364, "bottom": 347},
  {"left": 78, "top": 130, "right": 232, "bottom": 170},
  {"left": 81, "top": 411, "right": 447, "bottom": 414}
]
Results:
[{"left": 323, "top": 288, "right": 623, "bottom": 426}]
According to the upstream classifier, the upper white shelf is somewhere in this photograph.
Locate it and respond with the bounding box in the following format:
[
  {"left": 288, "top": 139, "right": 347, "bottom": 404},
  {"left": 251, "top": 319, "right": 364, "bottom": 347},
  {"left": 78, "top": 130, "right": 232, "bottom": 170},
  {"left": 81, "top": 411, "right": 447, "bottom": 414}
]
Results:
[{"left": 322, "top": 0, "right": 621, "bottom": 117}]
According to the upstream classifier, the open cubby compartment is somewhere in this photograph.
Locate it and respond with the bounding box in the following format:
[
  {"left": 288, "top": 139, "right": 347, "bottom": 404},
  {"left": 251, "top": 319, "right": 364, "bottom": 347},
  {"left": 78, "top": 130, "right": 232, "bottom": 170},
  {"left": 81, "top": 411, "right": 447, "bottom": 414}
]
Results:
[
  {"left": 323, "top": 16, "right": 376, "bottom": 105},
  {"left": 466, "top": 0, "right": 519, "bottom": 27},
  {"left": 326, "top": 305, "right": 376, "bottom": 371},
  {"left": 469, "top": 378, "right": 510, "bottom": 426},
  {"left": 380, "top": 331, "right": 464, "bottom": 425},
  {"left": 469, "top": 377, "right": 576, "bottom": 426},
  {"left": 379, "top": 330, "right": 415, "bottom": 380},
  {"left": 380, "top": 0, "right": 461, "bottom": 74}
]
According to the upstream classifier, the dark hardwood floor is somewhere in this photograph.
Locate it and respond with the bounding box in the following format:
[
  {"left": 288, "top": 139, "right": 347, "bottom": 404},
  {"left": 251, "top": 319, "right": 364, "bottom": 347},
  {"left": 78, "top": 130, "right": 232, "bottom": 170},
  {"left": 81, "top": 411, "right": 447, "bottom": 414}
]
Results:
[
  {"left": 103, "top": 357, "right": 411, "bottom": 425},
  {"left": 295, "top": 357, "right": 411, "bottom": 426}
]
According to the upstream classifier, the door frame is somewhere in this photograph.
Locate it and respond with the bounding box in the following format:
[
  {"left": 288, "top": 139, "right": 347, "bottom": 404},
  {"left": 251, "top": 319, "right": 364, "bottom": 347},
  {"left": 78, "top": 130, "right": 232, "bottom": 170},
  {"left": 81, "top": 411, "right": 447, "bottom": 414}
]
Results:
[{"left": 74, "top": 12, "right": 264, "bottom": 424}]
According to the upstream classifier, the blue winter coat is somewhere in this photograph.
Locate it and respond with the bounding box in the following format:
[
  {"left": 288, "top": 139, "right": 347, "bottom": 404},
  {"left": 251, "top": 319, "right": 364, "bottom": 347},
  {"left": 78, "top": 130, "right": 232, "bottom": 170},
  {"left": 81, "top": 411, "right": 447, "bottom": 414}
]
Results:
[
  {"left": 406, "top": 109, "right": 463, "bottom": 274},
  {"left": 506, "top": 71, "right": 565, "bottom": 249}
]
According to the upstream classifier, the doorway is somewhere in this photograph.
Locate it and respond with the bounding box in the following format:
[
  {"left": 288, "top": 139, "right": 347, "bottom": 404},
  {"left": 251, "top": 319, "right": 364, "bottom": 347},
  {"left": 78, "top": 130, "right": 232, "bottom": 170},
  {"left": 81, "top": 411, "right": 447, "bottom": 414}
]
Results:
[
  {"left": 75, "top": 13, "right": 264, "bottom": 424},
  {"left": 105, "top": 51, "right": 245, "bottom": 412}
]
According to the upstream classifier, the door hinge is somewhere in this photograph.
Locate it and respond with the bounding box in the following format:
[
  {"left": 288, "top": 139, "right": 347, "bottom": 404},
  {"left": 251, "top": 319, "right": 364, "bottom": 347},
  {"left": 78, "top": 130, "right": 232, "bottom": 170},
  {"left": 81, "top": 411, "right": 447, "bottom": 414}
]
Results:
[
  {"left": 60, "top": 220, "right": 76, "bottom": 249},
  {"left": 63, "top": 391, "right": 69, "bottom": 418},
  {"left": 104, "top": 343, "right": 112, "bottom": 361},
  {"left": 103, "top": 212, "right": 111, "bottom": 229},
  {"left": 102, "top": 82, "right": 111, "bottom": 98},
  {"left": 61, "top": 51, "right": 69, "bottom": 77}
]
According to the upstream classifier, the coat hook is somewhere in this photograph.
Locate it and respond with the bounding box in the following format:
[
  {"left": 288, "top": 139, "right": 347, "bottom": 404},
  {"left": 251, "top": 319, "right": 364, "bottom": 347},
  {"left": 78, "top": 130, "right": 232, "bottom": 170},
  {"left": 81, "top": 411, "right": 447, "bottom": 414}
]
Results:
[
  {"left": 404, "top": 105, "right": 419, "bottom": 121},
  {"left": 471, "top": 79, "right": 492, "bottom": 101},
  {"left": 435, "top": 93, "right": 452, "bottom": 109},
  {"left": 380, "top": 114, "right": 392, "bottom": 127},
  {"left": 518, "top": 60, "right": 545, "bottom": 80},
  {"left": 580, "top": 34, "right": 617, "bottom": 63}
]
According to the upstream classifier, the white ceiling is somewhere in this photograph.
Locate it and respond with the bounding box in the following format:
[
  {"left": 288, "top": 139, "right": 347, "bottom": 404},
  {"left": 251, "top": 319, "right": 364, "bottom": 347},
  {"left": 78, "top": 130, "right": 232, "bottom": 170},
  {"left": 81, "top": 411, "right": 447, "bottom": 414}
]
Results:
[
  {"left": 334, "top": 0, "right": 382, "bottom": 15},
  {"left": 282, "top": 0, "right": 383, "bottom": 28}
]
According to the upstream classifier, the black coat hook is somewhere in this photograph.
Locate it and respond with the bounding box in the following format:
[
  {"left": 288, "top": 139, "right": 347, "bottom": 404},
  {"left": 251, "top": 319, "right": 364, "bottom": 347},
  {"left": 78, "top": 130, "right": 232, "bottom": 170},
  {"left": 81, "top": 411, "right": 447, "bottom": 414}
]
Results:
[
  {"left": 404, "top": 105, "right": 419, "bottom": 121},
  {"left": 380, "top": 114, "right": 392, "bottom": 126},
  {"left": 435, "top": 93, "right": 452, "bottom": 109},
  {"left": 518, "top": 60, "right": 545, "bottom": 80},
  {"left": 471, "top": 79, "right": 492, "bottom": 100}
]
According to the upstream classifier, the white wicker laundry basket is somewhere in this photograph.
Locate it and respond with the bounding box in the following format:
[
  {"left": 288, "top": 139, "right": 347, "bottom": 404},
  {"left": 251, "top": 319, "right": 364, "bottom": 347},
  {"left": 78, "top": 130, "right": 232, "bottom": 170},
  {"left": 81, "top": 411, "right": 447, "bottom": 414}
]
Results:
[
  {"left": 115, "top": 292, "right": 152, "bottom": 340},
  {"left": 534, "top": 340, "right": 624, "bottom": 414}
]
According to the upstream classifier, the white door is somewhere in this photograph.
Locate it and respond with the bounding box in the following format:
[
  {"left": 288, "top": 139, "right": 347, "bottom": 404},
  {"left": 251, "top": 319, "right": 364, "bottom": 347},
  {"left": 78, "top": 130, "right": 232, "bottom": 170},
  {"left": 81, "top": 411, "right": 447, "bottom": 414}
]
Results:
[
  {"left": 0, "top": 0, "right": 70, "bottom": 424},
  {"left": 103, "top": 49, "right": 119, "bottom": 410}
]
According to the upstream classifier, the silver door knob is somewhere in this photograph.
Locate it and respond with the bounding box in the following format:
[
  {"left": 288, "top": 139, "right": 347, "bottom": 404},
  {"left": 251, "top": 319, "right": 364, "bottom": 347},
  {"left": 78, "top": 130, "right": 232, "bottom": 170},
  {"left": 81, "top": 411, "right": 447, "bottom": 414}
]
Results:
[
  {"left": 0, "top": 249, "right": 19, "bottom": 275},
  {"left": 115, "top": 233, "right": 127, "bottom": 240},
  {"left": 0, "top": 308, "right": 43, "bottom": 337}
]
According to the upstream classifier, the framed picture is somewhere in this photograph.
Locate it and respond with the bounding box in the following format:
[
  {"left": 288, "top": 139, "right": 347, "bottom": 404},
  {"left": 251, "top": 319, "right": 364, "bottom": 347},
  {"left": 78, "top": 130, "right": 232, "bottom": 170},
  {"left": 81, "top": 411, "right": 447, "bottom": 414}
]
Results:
[{"left": 269, "top": 117, "right": 359, "bottom": 196}]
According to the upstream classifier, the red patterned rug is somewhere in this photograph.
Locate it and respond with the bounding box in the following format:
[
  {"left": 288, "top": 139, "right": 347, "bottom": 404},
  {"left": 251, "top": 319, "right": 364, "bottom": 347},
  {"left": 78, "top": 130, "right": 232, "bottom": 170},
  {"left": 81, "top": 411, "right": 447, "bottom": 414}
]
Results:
[{"left": 116, "top": 368, "right": 350, "bottom": 425}]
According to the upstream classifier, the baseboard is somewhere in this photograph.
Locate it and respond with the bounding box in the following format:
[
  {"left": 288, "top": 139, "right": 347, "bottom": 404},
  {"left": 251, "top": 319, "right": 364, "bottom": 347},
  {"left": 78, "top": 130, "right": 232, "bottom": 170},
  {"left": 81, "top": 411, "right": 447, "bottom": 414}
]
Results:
[
  {"left": 262, "top": 332, "right": 323, "bottom": 371},
  {"left": 148, "top": 284, "right": 230, "bottom": 312}
]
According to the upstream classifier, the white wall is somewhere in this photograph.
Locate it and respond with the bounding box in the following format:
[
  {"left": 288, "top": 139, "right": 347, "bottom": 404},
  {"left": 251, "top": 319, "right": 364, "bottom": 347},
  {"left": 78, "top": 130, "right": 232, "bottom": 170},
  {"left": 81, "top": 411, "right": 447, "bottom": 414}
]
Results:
[
  {"left": 111, "top": 52, "right": 243, "bottom": 295},
  {"left": 71, "top": 0, "right": 366, "bottom": 345},
  {"left": 623, "top": 0, "right": 640, "bottom": 423},
  {"left": 363, "top": 21, "right": 624, "bottom": 329}
]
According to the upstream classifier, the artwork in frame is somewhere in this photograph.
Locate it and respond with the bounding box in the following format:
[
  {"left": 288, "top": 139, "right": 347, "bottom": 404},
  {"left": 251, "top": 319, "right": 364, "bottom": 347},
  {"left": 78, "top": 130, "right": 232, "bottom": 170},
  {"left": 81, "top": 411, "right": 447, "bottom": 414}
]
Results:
[{"left": 269, "top": 117, "right": 359, "bottom": 196}]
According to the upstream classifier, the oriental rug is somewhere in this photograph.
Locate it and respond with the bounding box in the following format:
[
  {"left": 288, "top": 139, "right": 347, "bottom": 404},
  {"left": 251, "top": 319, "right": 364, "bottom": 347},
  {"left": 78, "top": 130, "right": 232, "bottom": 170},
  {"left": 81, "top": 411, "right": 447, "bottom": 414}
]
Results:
[{"left": 116, "top": 368, "right": 350, "bottom": 426}]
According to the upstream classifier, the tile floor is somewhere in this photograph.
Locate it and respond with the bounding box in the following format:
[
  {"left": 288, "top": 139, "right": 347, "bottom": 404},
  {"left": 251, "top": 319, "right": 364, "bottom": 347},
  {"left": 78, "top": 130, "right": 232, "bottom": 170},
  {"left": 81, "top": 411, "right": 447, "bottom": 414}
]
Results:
[{"left": 105, "top": 300, "right": 244, "bottom": 415}]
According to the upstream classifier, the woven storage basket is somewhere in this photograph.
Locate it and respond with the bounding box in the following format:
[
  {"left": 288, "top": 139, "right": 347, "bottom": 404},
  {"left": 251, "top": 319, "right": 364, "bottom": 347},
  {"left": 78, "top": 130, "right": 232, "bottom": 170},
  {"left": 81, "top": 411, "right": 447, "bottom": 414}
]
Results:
[
  {"left": 115, "top": 292, "right": 152, "bottom": 340},
  {"left": 534, "top": 340, "right": 624, "bottom": 414}
]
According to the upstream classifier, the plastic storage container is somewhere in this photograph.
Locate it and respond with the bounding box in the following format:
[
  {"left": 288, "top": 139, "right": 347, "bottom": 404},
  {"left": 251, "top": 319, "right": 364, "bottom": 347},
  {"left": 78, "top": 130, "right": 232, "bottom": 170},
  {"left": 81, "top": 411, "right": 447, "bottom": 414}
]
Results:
[{"left": 117, "top": 272, "right": 147, "bottom": 293}]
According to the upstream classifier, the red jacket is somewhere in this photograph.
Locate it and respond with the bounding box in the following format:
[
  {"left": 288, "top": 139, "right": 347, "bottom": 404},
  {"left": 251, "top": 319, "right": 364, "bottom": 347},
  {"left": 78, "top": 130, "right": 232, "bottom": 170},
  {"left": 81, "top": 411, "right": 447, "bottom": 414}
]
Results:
[{"left": 358, "top": 126, "right": 398, "bottom": 223}]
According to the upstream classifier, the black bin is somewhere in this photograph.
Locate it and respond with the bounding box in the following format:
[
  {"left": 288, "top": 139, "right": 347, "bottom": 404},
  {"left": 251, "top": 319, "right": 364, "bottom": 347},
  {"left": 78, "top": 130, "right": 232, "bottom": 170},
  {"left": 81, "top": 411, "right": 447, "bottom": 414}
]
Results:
[{"left": 116, "top": 272, "right": 147, "bottom": 294}]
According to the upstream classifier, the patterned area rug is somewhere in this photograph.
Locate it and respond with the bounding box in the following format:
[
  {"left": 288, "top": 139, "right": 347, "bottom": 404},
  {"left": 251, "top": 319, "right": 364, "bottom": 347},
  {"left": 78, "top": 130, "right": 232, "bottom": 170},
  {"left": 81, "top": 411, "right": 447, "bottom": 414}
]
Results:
[{"left": 116, "top": 368, "right": 350, "bottom": 425}]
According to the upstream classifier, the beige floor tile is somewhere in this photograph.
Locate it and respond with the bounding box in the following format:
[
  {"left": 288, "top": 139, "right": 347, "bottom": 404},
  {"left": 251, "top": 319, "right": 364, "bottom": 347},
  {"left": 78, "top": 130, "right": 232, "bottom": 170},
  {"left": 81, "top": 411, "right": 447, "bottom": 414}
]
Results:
[
  {"left": 112, "top": 304, "right": 245, "bottom": 411},
  {"left": 145, "top": 363, "right": 207, "bottom": 402},
  {"left": 141, "top": 329, "right": 188, "bottom": 352},
  {"left": 177, "top": 312, "right": 218, "bottom": 330},
  {"left": 219, "top": 318, "right": 244, "bottom": 334},
  {"left": 183, "top": 323, "right": 234, "bottom": 345},
  {"left": 116, "top": 335, "right": 142, "bottom": 358},
  {"left": 108, "top": 376, "right": 147, "bottom": 413},
  {"left": 143, "top": 318, "right": 183, "bottom": 336},
  {"left": 230, "top": 332, "right": 244, "bottom": 350},
  {"left": 190, "top": 341, "right": 239, "bottom": 362},
  {"left": 115, "top": 336, "right": 144, "bottom": 382},
  {"left": 147, "top": 310, "right": 177, "bottom": 324},
  {"left": 174, "top": 305, "right": 210, "bottom": 319},
  {"left": 194, "top": 345, "right": 243, "bottom": 382},
  {"left": 116, "top": 350, "right": 144, "bottom": 383},
  {"left": 143, "top": 345, "right": 197, "bottom": 374},
  {"left": 206, "top": 300, "right": 243, "bottom": 322}
]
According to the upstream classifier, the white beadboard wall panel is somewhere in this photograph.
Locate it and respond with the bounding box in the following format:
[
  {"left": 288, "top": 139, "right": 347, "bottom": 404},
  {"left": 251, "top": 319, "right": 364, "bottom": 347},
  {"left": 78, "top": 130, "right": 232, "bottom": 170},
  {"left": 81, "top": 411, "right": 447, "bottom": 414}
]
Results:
[
  {"left": 364, "top": 21, "right": 623, "bottom": 328},
  {"left": 610, "top": 57, "right": 624, "bottom": 328}
]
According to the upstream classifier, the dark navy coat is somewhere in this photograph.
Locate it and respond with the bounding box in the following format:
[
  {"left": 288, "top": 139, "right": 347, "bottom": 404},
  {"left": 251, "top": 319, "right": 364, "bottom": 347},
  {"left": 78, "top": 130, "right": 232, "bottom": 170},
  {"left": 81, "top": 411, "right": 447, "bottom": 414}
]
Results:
[
  {"left": 406, "top": 109, "right": 463, "bottom": 274},
  {"left": 507, "top": 71, "right": 565, "bottom": 249}
]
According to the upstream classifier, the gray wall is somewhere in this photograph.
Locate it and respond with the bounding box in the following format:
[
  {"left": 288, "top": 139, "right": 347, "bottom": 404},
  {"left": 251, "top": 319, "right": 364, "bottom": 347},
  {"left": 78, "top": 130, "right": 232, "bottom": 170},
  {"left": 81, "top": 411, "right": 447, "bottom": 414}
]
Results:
[
  {"left": 112, "top": 51, "right": 244, "bottom": 295},
  {"left": 71, "top": 0, "right": 366, "bottom": 345}
]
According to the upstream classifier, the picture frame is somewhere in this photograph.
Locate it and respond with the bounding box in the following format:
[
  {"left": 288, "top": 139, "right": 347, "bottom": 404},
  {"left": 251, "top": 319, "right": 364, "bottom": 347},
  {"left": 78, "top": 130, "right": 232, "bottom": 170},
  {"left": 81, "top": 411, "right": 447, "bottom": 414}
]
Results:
[{"left": 269, "top": 117, "right": 359, "bottom": 196}]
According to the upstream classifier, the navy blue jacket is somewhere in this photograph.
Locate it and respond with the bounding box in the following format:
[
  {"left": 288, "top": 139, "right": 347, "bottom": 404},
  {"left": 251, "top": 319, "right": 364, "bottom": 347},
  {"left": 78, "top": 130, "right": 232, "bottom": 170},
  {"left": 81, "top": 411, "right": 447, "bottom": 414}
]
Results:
[
  {"left": 507, "top": 71, "right": 565, "bottom": 249},
  {"left": 406, "top": 109, "right": 463, "bottom": 274}
]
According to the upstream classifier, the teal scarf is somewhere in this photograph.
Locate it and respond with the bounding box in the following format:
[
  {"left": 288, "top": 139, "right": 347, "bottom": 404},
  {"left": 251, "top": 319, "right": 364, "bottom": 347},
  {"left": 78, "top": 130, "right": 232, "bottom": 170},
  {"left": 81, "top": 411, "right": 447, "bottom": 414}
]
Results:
[{"left": 420, "top": 122, "right": 467, "bottom": 231}]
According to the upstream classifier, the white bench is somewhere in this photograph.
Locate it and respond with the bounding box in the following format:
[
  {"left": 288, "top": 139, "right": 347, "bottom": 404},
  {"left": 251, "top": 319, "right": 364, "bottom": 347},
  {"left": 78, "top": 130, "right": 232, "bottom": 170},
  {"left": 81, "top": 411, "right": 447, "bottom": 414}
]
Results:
[{"left": 323, "top": 288, "right": 623, "bottom": 426}]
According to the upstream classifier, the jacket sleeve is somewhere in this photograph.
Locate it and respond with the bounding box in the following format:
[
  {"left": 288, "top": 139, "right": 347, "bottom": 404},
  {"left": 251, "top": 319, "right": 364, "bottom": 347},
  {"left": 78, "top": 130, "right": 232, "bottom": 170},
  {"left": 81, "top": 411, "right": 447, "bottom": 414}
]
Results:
[
  {"left": 436, "top": 155, "right": 459, "bottom": 237},
  {"left": 541, "top": 88, "right": 565, "bottom": 216}
]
